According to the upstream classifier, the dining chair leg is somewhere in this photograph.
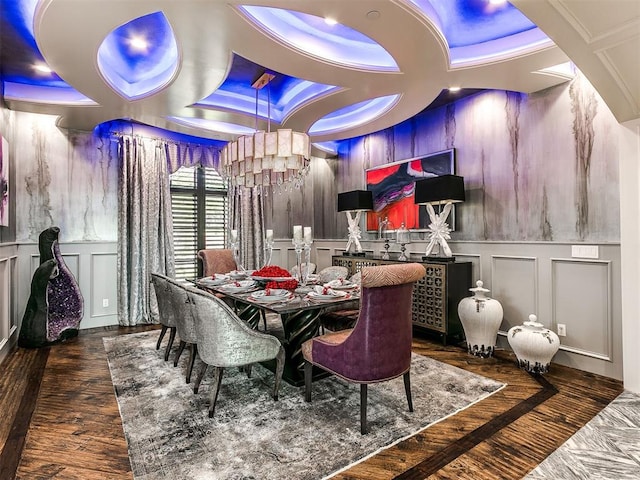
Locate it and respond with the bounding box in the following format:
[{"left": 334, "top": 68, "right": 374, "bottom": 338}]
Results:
[
  {"left": 360, "top": 384, "right": 369, "bottom": 435},
  {"left": 403, "top": 371, "right": 414, "bottom": 412},
  {"left": 273, "top": 346, "right": 285, "bottom": 401},
  {"left": 261, "top": 310, "right": 267, "bottom": 331},
  {"left": 186, "top": 343, "right": 197, "bottom": 384},
  {"left": 304, "top": 361, "right": 313, "bottom": 402},
  {"left": 245, "top": 364, "right": 253, "bottom": 378},
  {"left": 209, "top": 367, "right": 224, "bottom": 418},
  {"left": 156, "top": 325, "right": 168, "bottom": 350},
  {"left": 194, "top": 363, "right": 208, "bottom": 394},
  {"left": 174, "top": 340, "right": 186, "bottom": 367},
  {"left": 164, "top": 327, "right": 176, "bottom": 361}
]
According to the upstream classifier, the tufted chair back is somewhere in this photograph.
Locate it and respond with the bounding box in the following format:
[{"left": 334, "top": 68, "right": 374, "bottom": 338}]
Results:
[{"left": 197, "top": 249, "right": 237, "bottom": 276}]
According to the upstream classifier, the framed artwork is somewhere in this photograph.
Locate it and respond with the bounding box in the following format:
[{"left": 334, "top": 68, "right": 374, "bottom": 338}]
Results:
[
  {"left": 366, "top": 148, "right": 455, "bottom": 232},
  {"left": 0, "top": 135, "right": 8, "bottom": 227}
]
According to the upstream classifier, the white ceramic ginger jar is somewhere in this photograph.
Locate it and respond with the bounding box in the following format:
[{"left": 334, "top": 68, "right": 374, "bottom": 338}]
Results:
[
  {"left": 458, "top": 280, "right": 504, "bottom": 357},
  {"left": 507, "top": 314, "right": 560, "bottom": 374}
]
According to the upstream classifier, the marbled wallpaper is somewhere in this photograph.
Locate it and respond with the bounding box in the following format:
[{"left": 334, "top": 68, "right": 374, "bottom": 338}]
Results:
[
  {"left": 9, "top": 70, "right": 620, "bottom": 245},
  {"left": 13, "top": 112, "right": 118, "bottom": 242},
  {"left": 266, "top": 70, "right": 620, "bottom": 242}
]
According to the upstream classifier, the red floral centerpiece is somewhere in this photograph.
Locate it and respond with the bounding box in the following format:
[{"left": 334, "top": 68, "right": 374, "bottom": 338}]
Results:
[{"left": 252, "top": 265, "right": 298, "bottom": 291}]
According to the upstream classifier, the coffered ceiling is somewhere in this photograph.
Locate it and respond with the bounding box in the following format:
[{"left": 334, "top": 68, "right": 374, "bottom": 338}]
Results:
[{"left": 1, "top": 0, "right": 638, "bottom": 152}]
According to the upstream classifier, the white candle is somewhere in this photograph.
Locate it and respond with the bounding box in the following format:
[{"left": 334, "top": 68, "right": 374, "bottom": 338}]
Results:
[
  {"left": 293, "top": 225, "right": 303, "bottom": 243},
  {"left": 231, "top": 229, "right": 238, "bottom": 242},
  {"left": 266, "top": 229, "right": 273, "bottom": 242},
  {"left": 303, "top": 226, "right": 312, "bottom": 244}
]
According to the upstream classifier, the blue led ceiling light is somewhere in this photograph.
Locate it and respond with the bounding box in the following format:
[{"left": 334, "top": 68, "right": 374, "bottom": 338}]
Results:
[
  {"left": 237, "top": 6, "right": 399, "bottom": 71},
  {"left": 310, "top": 95, "right": 400, "bottom": 136},
  {"left": 407, "top": 0, "right": 549, "bottom": 64},
  {"left": 195, "top": 77, "right": 339, "bottom": 123},
  {"left": 97, "top": 11, "right": 179, "bottom": 100},
  {"left": 168, "top": 117, "right": 256, "bottom": 136}
]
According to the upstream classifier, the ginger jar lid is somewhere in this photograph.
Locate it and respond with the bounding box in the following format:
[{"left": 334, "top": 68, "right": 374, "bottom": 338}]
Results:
[
  {"left": 523, "top": 314, "right": 544, "bottom": 329},
  {"left": 469, "top": 280, "right": 490, "bottom": 298}
]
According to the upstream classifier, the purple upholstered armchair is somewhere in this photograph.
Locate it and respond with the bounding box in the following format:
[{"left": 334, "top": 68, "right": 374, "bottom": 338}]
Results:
[
  {"left": 302, "top": 262, "right": 426, "bottom": 434},
  {"left": 197, "top": 249, "right": 237, "bottom": 276}
]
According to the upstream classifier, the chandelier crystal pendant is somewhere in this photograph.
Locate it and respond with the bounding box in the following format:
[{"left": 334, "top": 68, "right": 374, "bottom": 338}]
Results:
[{"left": 220, "top": 71, "right": 311, "bottom": 189}]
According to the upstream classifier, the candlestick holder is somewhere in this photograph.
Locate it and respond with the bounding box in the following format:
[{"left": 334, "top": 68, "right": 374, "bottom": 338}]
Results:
[
  {"left": 263, "top": 239, "right": 274, "bottom": 268},
  {"left": 396, "top": 222, "right": 410, "bottom": 262},
  {"left": 293, "top": 239, "right": 313, "bottom": 293},
  {"left": 230, "top": 241, "right": 244, "bottom": 271}
]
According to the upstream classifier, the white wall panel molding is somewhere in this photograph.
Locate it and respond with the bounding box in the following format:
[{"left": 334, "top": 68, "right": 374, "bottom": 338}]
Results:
[
  {"left": 0, "top": 257, "right": 9, "bottom": 352},
  {"left": 491, "top": 255, "right": 539, "bottom": 336},
  {"left": 551, "top": 257, "right": 613, "bottom": 361},
  {"left": 90, "top": 252, "right": 118, "bottom": 318}
]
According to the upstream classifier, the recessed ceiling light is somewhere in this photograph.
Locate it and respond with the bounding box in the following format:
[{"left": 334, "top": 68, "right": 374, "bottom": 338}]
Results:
[
  {"left": 448, "top": 86, "right": 461, "bottom": 92},
  {"left": 33, "top": 63, "right": 52, "bottom": 74},
  {"left": 324, "top": 17, "right": 337, "bottom": 26},
  {"left": 128, "top": 35, "right": 149, "bottom": 51},
  {"left": 366, "top": 10, "right": 381, "bottom": 20},
  {"left": 488, "top": 0, "right": 507, "bottom": 5}
]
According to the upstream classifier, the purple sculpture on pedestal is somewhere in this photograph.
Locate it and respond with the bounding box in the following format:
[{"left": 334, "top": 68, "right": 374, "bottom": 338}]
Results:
[{"left": 18, "top": 227, "right": 84, "bottom": 348}]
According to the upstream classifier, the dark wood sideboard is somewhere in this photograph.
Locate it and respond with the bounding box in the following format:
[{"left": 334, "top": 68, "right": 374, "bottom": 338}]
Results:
[{"left": 332, "top": 255, "right": 472, "bottom": 345}]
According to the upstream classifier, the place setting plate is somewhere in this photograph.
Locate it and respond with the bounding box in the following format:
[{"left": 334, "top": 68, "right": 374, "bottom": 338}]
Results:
[
  {"left": 248, "top": 289, "right": 294, "bottom": 304},
  {"left": 306, "top": 286, "right": 351, "bottom": 303},
  {"left": 323, "top": 279, "right": 359, "bottom": 291},
  {"left": 197, "top": 274, "right": 230, "bottom": 287},
  {"left": 218, "top": 280, "right": 257, "bottom": 293}
]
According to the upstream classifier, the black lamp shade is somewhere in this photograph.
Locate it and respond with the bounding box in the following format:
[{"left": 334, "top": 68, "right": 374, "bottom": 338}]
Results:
[
  {"left": 414, "top": 175, "right": 465, "bottom": 205},
  {"left": 337, "top": 190, "right": 373, "bottom": 212}
]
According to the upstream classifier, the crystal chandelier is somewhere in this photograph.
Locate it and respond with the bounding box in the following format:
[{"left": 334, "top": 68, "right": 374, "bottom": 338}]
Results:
[{"left": 220, "top": 72, "right": 311, "bottom": 189}]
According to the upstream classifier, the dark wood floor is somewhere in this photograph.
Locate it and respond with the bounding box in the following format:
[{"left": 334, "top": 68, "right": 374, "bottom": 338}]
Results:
[{"left": 0, "top": 325, "right": 624, "bottom": 480}]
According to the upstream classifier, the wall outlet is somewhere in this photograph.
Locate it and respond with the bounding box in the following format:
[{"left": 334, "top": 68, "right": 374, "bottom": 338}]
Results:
[
  {"left": 557, "top": 323, "right": 566, "bottom": 336},
  {"left": 102, "top": 298, "right": 109, "bottom": 308}
]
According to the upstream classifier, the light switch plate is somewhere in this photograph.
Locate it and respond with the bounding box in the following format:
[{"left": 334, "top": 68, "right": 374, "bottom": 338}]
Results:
[{"left": 571, "top": 245, "right": 599, "bottom": 259}]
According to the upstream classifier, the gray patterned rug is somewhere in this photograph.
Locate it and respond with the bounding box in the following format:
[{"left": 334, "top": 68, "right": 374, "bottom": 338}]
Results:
[{"left": 104, "top": 331, "right": 505, "bottom": 480}]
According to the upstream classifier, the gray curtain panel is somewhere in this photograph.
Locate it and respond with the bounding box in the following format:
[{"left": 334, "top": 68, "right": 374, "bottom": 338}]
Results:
[
  {"left": 117, "top": 137, "right": 220, "bottom": 326},
  {"left": 230, "top": 186, "right": 265, "bottom": 270},
  {"left": 117, "top": 137, "right": 175, "bottom": 326}
]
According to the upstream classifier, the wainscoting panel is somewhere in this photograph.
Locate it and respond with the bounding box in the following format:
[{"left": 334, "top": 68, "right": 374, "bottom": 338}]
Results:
[
  {"left": 0, "top": 258, "right": 8, "bottom": 351},
  {"left": 0, "top": 244, "right": 18, "bottom": 364},
  {"left": 551, "top": 258, "right": 612, "bottom": 360},
  {"left": 491, "top": 255, "right": 538, "bottom": 334},
  {"left": 90, "top": 253, "right": 118, "bottom": 318},
  {"left": 18, "top": 242, "right": 118, "bottom": 333},
  {"left": 10, "top": 256, "right": 18, "bottom": 334},
  {"left": 30, "top": 253, "right": 81, "bottom": 282}
]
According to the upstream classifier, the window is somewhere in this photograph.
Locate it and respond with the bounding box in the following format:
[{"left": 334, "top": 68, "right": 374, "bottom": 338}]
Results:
[{"left": 170, "top": 166, "right": 228, "bottom": 280}]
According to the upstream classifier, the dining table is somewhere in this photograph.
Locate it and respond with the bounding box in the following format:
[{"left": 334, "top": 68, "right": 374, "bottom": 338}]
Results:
[{"left": 192, "top": 273, "right": 360, "bottom": 386}]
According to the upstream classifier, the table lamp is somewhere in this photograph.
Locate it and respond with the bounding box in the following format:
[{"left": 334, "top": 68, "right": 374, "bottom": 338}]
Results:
[
  {"left": 414, "top": 175, "right": 465, "bottom": 261},
  {"left": 337, "top": 190, "right": 373, "bottom": 256}
]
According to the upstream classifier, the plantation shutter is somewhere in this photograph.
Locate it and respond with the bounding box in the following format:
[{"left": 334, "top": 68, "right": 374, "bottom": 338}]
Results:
[{"left": 170, "top": 166, "right": 228, "bottom": 280}]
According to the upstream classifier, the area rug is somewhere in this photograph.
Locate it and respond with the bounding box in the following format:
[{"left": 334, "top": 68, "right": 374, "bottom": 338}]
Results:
[{"left": 104, "top": 331, "right": 505, "bottom": 480}]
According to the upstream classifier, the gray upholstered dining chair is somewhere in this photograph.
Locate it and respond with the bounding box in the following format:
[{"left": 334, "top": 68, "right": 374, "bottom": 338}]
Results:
[
  {"left": 290, "top": 262, "right": 316, "bottom": 278},
  {"left": 186, "top": 286, "right": 285, "bottom": 418},
  {"left": 317, "top": 265, "right": 349, "bottom": 284},
  {"left": 164, "top": 276, "right": 200, "bottom": 384},
  {"left": 197, "top": 248, "right": 237, "bottom": 276},
  {"left": 150, "top": 273, "right": 178, "bottom": 361}
]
